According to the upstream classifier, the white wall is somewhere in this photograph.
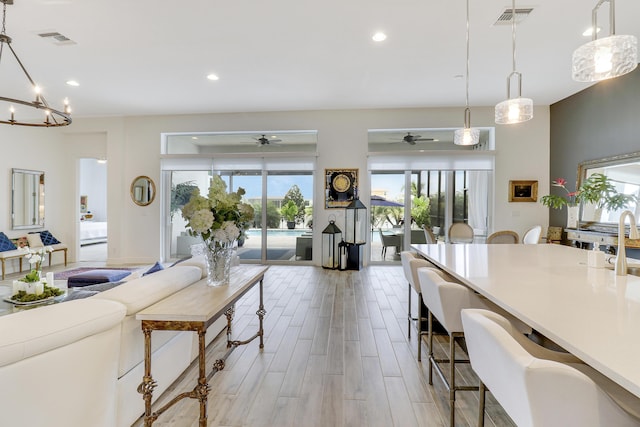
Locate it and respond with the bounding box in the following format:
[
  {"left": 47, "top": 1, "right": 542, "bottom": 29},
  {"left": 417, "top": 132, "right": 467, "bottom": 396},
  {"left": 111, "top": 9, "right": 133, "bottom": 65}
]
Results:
[{"left": 0, "top": 106, "right": 550, "bottom": 269}]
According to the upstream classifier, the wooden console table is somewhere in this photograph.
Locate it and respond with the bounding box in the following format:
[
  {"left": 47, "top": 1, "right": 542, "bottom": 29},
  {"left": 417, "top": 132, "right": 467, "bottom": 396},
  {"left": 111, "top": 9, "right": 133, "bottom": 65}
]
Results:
[{"left": 136, "top": 265, "right": 268, "bottom": 427}]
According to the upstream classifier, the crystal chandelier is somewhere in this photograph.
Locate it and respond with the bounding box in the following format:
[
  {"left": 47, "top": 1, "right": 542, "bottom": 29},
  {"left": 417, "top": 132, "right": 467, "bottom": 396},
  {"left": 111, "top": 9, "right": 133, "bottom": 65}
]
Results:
[
  {"left": 454, "top": 0, "right": 479, "bottom": 146},
  {"left": 495, "top": 0, "right": 533, "bottom": 125},
  {"left": 572, "top": 0, "right": 637, "bottom": 82},
  {"left": 0, "top": 0, "right": 71, "bottom": 127}
]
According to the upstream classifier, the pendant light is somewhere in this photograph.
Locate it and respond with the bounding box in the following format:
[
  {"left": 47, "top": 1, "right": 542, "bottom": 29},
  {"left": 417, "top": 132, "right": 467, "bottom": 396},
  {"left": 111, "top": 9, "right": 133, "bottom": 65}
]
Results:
[
  {"left": 0, "top": 0, "right": 71, "bottom": 127},
  {"left": 495, "top": 0, "right": 533, "bottom": 125},
  {"left": 572, "top": 0, "right": 637, "bottom": 82},
  {"left": 454, "top": 0, "right": 479, "bottom": 146}
]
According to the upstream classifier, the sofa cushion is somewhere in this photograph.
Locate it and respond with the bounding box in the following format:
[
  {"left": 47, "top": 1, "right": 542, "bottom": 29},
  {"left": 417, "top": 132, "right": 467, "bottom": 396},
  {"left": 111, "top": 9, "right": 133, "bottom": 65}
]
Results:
[
  {"left": 0, "top": 299, "right": 126, "bottom": 368},
  {"left": 169, "top": 255, "right": 192, "bottom": 267},
  {"left": 0, "top": 232, "right": 17, "bottom": 252},
  {"left": 172, "top": 255, "right": 207, "bottom": 280},
  {"left": 26, "top": 233, "right": 43, "bottom": 248},
  {"left": 93, "top": 265, "right": 202, "bottom": 316},
  {"left": 143, "top": 261, "right": 164, "bottom": 276},
  {"left": 68, "top": 269, "right": 132, "bottom": 288},
  {"left": 0, "top": 249, "right": 25, "bottom": 260}
]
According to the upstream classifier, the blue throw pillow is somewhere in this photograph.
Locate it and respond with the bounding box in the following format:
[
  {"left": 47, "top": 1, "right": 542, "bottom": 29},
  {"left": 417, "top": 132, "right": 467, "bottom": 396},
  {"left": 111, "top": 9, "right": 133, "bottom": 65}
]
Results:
[
  {"left": 40, "top": 230, "right": 61, "bottom": 245},
  {"left": 0, "top": 232, "right": 17, "bottom": 252},
  {"left": 143, "top": 261, "right": 164, "bottom": 276}
]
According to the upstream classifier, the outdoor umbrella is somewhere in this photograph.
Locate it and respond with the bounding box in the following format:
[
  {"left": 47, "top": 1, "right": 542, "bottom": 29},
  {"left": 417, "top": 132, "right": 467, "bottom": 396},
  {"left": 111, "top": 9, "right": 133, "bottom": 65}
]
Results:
[{"left": 370, "top": 195, "right": 403, "bottom": 207}]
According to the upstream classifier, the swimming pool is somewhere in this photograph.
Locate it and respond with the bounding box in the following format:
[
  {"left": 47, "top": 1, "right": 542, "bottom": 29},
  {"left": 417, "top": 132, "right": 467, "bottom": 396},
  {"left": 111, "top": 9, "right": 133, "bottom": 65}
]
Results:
[{"left": 245, "top": 228, "right": 311, "bottom": 237}]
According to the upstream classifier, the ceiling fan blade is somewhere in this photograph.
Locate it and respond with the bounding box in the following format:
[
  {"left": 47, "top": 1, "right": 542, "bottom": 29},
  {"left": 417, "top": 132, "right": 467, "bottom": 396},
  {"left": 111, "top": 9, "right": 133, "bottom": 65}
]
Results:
[{"left": 414, "top": 138, "right": 435, "bottom": 142}]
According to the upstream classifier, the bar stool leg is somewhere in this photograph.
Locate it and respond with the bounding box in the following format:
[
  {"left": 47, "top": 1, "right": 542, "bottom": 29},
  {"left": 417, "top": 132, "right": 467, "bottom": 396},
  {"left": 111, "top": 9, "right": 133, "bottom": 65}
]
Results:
[
  {"left": 478, "top": 381, "right": 486, "bottom": 427},
  {"left": 417, "top": 294, "right": 422, "bottom": 361},
  {"left": 408, "top": 283, "right": 412, "bottom": 339},
  {"left": 428, "top": 311, "right": 434, "bottom": 385},
  {"left": 449, "top": 333, "right": 456, "bottom": 427}
]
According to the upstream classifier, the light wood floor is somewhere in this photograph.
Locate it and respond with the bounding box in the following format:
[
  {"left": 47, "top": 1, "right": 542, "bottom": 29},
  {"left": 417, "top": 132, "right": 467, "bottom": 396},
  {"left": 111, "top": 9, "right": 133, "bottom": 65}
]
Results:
[{"left": 132, "top": 265, "right": 516, "bottom": 427}]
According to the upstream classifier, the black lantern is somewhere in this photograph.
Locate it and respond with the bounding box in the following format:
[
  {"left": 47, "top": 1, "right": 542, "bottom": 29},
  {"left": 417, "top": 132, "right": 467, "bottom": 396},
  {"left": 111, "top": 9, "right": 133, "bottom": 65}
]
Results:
[
  {"left": 345, "top": 198, "right": 367, "bottom": 270},
  {"left": 322, "top": 220, "right": 342, "bottom": 269},
  {"left": 345, "top": 198, "right": 367, "bottom": 245}
]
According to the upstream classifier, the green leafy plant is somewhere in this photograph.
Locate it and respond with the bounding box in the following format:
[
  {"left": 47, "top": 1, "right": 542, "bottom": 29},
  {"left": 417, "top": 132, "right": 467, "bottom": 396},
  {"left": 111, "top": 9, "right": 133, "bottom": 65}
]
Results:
[
  {"left": 280, "top": 200, "right": 299, "bottom": 222},
  {"left": 542, "top": 173, "right": 637, "bottom": 210},
  {"left": 577, "top": 173, "right": 637, "bottom": 211},
  {"left": 282, "top": 185, "right": 306, "bottom": 223},
  {"left": 171, "top": 181, "right": 198, "bottom": 220},
  {"left": 411, "top": 195, "right": 431, "bottom": 228}
]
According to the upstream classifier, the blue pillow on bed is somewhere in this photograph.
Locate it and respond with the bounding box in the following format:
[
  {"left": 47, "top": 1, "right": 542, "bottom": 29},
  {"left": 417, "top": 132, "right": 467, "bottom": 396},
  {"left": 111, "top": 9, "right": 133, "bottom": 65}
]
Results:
[{"left": 0, "top": 232, "right": 17, "bottom": 252}]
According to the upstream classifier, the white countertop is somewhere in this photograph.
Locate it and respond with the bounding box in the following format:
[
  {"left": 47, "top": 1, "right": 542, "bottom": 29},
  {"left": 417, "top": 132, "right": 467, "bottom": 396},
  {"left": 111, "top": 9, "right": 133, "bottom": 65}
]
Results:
[{"left": 412, "top": 243, "right": 640, "bottom": 398}]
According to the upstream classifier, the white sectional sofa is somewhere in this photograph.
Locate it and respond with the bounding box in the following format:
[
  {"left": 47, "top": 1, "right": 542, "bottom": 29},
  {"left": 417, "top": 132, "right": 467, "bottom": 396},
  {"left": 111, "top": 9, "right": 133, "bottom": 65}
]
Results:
[
  {"left": 0, "top": 255, "right": 227, "bottom": 427},
  {"left": 0, "top": 299, "right": 127, "bottom": 427}
]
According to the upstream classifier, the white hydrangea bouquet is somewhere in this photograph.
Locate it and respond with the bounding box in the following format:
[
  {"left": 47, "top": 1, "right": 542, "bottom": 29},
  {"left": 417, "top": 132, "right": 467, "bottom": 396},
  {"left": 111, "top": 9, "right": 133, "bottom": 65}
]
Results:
[{"left": 181, "top": 175, "right": 254, "bottom": 285}]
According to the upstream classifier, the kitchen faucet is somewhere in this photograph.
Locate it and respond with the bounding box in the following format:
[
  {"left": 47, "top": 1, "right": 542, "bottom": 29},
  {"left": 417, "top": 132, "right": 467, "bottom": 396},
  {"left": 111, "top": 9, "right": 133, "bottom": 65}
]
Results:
[{"left": 615, "top": 210, "right": 640, "bottom": 276}]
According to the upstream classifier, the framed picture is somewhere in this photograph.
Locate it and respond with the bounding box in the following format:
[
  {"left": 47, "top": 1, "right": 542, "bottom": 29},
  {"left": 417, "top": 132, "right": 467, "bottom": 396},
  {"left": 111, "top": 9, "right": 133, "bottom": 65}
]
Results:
[
  {"left": 325, "top": 168, "right": 358, "bottom": 208},
  {"left": 509, "top": 180, "right": 538, "bottom": 202},
  {"left": 80, "top": 195, "right": 88, "bottom": 213}
]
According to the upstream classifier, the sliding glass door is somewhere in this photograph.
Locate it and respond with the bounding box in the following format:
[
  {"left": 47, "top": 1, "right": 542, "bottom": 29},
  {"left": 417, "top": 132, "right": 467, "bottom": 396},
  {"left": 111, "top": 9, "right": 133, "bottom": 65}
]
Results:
[
  {"left": 370, "top": 169, "right": 490, "bottom": 263},
  {"left": 165, "top": 168, "right": 314, "bottom": 264}
]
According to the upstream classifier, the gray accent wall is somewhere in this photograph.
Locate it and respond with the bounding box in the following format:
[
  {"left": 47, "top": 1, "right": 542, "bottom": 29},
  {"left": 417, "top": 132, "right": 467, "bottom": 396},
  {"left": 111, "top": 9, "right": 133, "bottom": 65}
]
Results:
[{"left": 549, "top": 67, "right": 640, "bottom": 227}]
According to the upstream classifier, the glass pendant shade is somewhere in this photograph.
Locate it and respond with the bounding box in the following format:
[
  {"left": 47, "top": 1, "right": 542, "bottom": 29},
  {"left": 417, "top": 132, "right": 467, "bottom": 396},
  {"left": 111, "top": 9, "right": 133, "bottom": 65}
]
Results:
[
  {"left": 454, "top": 127, "right": 480, "bottom": 146},
  {"left": 572, "top": 34, "right": 638, "bottom": 82},
  {"left": 495, "top": 97, "right": 533, "bottom": 124}
]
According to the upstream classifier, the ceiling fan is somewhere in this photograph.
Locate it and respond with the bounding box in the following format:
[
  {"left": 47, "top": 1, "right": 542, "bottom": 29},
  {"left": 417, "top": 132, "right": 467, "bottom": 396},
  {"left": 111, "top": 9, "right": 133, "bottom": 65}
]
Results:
[
  {"left": 253, "top": 134, "right": 282, "bottom": 145},
  {"left": 393, "top": 132, "right": 435, "bottom": 145}
]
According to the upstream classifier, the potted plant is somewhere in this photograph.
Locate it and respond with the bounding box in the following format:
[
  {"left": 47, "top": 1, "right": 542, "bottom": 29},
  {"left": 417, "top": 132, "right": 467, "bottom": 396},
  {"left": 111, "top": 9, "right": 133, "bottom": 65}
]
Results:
[
  {"left": 280, "top": 200, "right": 298, "bottom": 229},
  {"left": 541, "top": 173, "right": 637, "bottom": 228},
  {"left": 411, "top": 195, "right": 431, "bottom": 229}
]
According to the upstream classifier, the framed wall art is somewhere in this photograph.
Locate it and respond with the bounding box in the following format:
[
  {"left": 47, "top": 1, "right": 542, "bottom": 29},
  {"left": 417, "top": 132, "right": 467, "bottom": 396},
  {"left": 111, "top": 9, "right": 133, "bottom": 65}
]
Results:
[
  {"left": 509, "top": 180, "right": 538, "bottom": 202},
  {"left": 325, "top": 168, "right": 358, "bottom": 208}
]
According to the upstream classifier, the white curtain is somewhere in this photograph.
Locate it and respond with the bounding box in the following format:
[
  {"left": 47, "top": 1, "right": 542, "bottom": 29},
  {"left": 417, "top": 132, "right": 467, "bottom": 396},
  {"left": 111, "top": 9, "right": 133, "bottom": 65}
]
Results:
[{"left": 468, "top": 171, "right": 488, "bottom": 237}]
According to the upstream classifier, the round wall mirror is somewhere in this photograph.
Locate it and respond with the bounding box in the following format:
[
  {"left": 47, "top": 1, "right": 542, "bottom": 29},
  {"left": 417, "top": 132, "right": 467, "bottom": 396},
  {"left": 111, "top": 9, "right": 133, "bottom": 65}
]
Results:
[{"left": 130, "top": 176, "right": 156, "bottom": 206}]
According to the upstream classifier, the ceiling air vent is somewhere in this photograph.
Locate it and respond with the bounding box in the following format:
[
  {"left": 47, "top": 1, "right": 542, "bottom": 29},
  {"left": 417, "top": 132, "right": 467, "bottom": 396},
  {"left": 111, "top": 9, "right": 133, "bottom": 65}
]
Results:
[
  {"left": 38, "top": 31, "right": 76, "bottom": 46},
  {"left": 494, "top": 8, "right": 534, "bottom": 25}
]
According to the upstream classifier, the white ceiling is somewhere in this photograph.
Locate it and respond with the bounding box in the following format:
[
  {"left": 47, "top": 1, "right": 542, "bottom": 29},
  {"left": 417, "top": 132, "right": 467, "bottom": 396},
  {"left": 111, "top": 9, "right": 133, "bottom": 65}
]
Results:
[{"left": 1, "top": 0, "right": 639, "bottom": 119}]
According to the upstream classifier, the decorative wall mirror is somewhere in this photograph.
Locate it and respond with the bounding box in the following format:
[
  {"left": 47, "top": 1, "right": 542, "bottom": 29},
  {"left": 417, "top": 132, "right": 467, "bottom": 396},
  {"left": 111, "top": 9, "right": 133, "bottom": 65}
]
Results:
[
  {"left": 577, "top": 151, "right": 640, "bottom": 232},
  {"left": 12, "top": 168, "right": 45, "bottom": 230},
  {"left": 130, "top": 176, "right": 156, "bottom": 206}
]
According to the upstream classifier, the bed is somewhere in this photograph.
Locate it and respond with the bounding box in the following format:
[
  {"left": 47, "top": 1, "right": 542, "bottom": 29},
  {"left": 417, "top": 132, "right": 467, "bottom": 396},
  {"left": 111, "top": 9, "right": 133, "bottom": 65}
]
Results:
[{"left": 80, "top": 221, "right": 108, "bottom": 245}]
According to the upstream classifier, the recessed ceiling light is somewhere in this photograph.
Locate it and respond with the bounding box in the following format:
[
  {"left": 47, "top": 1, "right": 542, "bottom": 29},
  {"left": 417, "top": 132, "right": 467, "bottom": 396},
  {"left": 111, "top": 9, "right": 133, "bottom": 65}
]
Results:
[
  {"left": 66, "top": 80, "right": 79, "bottom": 86},
  {"left": 582, "top": 26, "right": 601, "bottom": 37},
  {"left": 191, "top": 136, "right": 199, "bottom": 140},
  {"left": 372, "top": 32, "right": 387, "bottom": 42},
  {"left": 206, "top": 74, "right": 219, "bottom": 81}
]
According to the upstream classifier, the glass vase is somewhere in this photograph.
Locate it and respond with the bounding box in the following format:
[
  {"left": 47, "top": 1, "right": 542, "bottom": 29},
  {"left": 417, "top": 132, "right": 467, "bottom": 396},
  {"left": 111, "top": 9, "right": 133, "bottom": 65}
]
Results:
[
  {"left": 567, "top": 205, "right": 579, "bottom": 229},
  {"left": 203, "top": 245, "right": 234, "bottom": 287}
]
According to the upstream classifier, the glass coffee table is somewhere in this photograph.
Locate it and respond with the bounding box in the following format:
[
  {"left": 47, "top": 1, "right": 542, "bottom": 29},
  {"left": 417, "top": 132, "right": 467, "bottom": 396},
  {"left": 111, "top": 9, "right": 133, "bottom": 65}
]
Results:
[{"left": 0, "top": 280, "right": 69, "bottom": 316}]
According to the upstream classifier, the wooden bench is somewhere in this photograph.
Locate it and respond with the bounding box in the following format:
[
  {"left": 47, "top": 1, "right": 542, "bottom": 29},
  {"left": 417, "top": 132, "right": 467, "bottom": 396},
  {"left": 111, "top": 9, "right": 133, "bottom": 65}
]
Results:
[
  {"left": 0, "top": 242, "right": 68, "bottom": 280},
  {"left": 0, "top": 249, "right": 25, "bottom": 280}
]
